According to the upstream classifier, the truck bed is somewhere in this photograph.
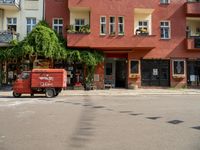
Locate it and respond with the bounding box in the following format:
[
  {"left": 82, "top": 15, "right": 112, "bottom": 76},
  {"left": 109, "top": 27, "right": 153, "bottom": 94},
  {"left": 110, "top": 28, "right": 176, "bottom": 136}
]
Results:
[{"left": 31, "top": 69, "right": 67, "bottom": 88}]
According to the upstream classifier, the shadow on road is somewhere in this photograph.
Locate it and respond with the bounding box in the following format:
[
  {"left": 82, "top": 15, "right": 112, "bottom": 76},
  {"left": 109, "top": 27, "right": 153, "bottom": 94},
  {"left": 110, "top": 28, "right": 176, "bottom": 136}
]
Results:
[{"left": 69, "top": 96, "right": 96, "bottom": 149}]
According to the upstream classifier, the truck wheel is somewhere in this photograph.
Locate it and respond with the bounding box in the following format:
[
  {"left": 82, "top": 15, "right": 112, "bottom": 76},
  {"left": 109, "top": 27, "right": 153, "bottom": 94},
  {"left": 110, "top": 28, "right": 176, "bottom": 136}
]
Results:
[
  {"left": 45, "top": 89, "right": 54, "bottom": 98},
  {"left": 54, "top": 93, "right": 59, "bottom": 97},
  {"left": 13, "top": 92, "right": 21, "bottom": 98}
]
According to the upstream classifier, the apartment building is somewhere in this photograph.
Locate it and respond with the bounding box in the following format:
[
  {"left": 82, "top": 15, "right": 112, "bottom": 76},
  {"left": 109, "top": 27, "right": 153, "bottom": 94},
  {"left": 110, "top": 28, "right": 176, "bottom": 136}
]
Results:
[
  {"left": 47, "top": 0, "right": 200, "bottom": 89},
  {"left": 0, "top": 0, "right": 44, "bottom": 84}
]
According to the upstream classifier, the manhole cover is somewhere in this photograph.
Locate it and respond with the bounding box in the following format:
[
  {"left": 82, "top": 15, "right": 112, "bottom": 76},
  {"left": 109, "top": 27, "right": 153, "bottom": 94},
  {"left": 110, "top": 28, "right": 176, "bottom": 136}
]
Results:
[
  {"left": 167, "top": 120, "right": 184, "bottom": 124},
  {"left": 146, "top": 117, "right": 161, "bottom": 120},
  {"left": 192, "top": 126, "right": 200, "bottom": 130}
]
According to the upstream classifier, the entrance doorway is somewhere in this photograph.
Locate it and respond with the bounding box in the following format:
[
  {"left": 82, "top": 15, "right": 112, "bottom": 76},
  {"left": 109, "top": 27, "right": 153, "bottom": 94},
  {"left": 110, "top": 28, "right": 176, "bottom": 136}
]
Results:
[
  {"left": 141, "top": 60, "right": 170, "bottom": 87},
  {"left": 115, "top": 60, "right": 127, "bottom": 88},
  {"left": 187, "top": 60, "right": 200, "bottom": 87},
  {"left": 104, "top": 58, "right": 127, "bottom": 88}
]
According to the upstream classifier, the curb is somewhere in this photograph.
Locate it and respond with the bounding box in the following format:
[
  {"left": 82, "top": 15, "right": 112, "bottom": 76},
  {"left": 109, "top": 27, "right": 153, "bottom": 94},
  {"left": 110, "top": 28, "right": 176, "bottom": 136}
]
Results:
[{"left": 1, "top": 90, "right": 200, "bottom": 97}]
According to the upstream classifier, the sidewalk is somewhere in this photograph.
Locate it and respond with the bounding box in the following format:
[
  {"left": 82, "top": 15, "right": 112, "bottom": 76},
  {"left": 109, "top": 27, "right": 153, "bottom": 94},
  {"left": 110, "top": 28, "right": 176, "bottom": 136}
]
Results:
[{"left": 1, "top": 88, "right": 200, "bottom": 96}]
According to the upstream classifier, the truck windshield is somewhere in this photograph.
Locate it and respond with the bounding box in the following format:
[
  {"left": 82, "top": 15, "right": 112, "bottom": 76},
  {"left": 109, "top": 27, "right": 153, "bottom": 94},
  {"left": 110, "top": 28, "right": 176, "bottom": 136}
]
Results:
[{"left": 21, "top": 72, "right": 30, "bottom": 80}]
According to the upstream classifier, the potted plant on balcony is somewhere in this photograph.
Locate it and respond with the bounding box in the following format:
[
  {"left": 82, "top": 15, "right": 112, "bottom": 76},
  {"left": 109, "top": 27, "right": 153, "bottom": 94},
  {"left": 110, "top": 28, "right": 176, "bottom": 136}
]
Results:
[
  {"left": 66, "top": 25, "right": 76, "bottom": 34},
  {"left": 79, "top": 24, "right": 90, "bottom": 34},
  {"left": 140, "top": 28, "right": 149, "bottom": 36},
  {"left": 109, "top": 32, "right": 116, "bottom": 36}
]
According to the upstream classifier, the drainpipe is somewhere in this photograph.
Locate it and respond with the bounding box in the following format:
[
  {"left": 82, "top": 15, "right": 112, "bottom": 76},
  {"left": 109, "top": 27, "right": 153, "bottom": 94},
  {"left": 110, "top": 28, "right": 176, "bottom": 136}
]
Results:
[
  {"left": 0, "top": 9, "right": 3, "bottom": 30},
  {"left": 43, "top": 0, "right": 45, "bottom": 20}
]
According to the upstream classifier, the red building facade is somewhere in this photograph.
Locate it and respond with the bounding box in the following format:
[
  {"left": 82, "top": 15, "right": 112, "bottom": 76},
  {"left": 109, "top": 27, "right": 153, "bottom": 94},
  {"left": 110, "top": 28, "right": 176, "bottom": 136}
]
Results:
[{"left": 45, "top": 0, "right": 200, "bottom": 89}]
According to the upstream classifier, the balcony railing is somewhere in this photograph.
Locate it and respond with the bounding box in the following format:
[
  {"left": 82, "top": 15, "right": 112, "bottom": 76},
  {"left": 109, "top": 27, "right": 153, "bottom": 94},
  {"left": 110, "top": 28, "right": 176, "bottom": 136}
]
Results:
[
  {"left": 186, "top": 1, "right": 200, "bottom": 16},
  {"left": 187, "top": 36, "right": 200, "bottom": 50},
  {"left": 0, "top": 31, "right": 18, "bottom": 44},
  {"left": 67, "top": 24, "right": 91, "bottom": 34},
  {"left": 67, "top": 33, "right": 156, "bottom": 50},
  {"left": 0, "top": 0, "right": 20, "bottom": 10}
]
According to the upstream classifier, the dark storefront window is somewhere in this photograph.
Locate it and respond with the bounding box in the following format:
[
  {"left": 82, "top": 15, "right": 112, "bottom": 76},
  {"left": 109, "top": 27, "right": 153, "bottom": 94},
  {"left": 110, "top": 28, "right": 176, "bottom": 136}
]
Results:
[
  {"left": 106, "top": 63, "right": 113, "bottom": 75},
  {"left": 141, "top": 60, "right": 170, "bottom": 87},
  {"left": 130, "top": 60, "right": 139, "bottom": 74},
  {"left": 173, "top": 60, "right": 185, "bottom": 75}
]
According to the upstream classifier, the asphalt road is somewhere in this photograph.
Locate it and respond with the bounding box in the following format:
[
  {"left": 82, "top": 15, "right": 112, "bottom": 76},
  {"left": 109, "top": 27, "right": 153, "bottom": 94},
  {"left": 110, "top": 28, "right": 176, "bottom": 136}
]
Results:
[{"left": 0, "top": 94, "right": 200, "bottom": 150}]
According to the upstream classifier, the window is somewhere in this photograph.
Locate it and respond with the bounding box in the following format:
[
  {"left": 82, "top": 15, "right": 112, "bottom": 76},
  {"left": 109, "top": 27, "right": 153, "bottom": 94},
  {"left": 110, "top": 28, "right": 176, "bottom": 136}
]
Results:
[
  {"left": 172, "top": 60, "right": 185, "bottom": 76},
  {"left": 53, "top": 18, "right": 63, "bottom": 35},
  {"left": 100, "top": 16, "right": 106, "bottom": 35},
  {"left": 7, "top": 18, "right": 17, "bottom": 33},
  {"left": 160, "top": 0, "right": 170, "bottom": 4},
  {"left": 160, "top": 21, "right": 170, "bottom": 39},
  {"left": 130, "top": 60, "right": 139, "bottom": 74},
  {"left": 21, "top": 72, "right": 30, "bottom": 80},
  {"left": 106, "top": 63, "right": 113, "bottom": 75},
  {"left": 109, "top": 16, "right": 115, "bottom": 35},
  {"left": 136, "top": 20, "right": 149, "bottom": 35},
  {"left": 26, "top": 18, "right": 36, "bottom": 34},
  {"left": 118, "top": 17, "right": 124, "bottom": 35},
  {"left": 74, "top": 19, "right": 85, "bottom": 32}
]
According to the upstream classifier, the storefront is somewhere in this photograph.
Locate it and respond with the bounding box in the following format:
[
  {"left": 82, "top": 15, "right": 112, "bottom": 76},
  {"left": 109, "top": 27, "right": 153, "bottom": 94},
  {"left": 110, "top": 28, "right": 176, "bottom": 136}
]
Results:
[
  {"left": 54, "top": 60, "right": 84, "bottom": 89},
  {"left": 141, "top": 60, "right": 170, "bottom": 87},
  {"left": 187, "top": 60, "right": 200, "bottom": 88},
  {"left": 104, "top": 53, "right": 128, "bottom": 88}
]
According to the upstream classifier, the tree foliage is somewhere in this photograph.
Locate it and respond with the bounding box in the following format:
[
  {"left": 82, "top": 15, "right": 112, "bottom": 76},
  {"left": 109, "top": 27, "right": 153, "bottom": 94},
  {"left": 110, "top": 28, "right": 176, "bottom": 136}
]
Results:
[
  {"left": 13, "top": 25, "right": 65, "bottom": 60},
  {"left": 0, "top": 21, "right": 104, "bottom": 86}
]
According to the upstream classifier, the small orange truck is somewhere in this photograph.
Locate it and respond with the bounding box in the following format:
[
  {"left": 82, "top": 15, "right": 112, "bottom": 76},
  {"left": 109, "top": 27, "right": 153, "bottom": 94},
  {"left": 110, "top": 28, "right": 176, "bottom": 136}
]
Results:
[{"left": 13, "top": 69, "right": 67, "bottom": 98}]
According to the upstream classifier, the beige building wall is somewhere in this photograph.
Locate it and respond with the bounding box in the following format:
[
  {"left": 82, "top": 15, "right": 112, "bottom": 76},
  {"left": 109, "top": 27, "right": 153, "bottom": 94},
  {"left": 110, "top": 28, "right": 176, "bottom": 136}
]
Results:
[
  {"left": 0, "top": 0, "right": 44, "bottom": 40},
  {"left": 70, "top": 10, "right": 90, "bottom": 26}
]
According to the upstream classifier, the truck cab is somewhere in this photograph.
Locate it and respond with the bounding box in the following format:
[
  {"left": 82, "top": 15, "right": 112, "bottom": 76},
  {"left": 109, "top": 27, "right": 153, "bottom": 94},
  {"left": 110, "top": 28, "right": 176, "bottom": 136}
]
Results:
[{"left": 13, "top": 71, "right": 32, "bottom": 97}]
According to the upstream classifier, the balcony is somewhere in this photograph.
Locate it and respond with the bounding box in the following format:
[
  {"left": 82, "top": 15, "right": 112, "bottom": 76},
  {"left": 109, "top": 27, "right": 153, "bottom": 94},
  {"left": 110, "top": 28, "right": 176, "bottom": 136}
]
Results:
[
  {"left": 0, "top": 31, "right": 18, "bottom": 47},
  {"left": 68, "top": 0, "right": 90, "bottom": 8},
  {"left": 186, "top": 1, "right": 200, "bottom": 16},
  {"left": 0, "top": 0, "right": 20, "bottom": 10},
  {"left": 67, "top": 34, "right": 156, "bottom": 50},
  {"left": 187, "top": 36, "right": 200, "bottom": 50}
]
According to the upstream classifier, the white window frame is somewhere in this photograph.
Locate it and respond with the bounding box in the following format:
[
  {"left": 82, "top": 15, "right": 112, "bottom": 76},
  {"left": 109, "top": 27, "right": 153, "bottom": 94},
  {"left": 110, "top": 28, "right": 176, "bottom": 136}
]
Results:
[
  {"left": 160, "top": 0, "right": 170, "bottom": 4},
  {"left": 172, "top": 59, "right": 186, "bottom": 76},
  {"left": 74, "top": 18, "right": 85, "bottom": 32},
  {"left": 109, "top": 16, "right": 116, "bottom": 35},
  {"left": 160, "top": 20, "right": 171, "bottom": 39},
  {"left": 137, "top": 20, "right": 149, "bottom": 33},
  {"left": 118, "top": 16, "right": 124, "bottom": 35},
  {"left": 100, "top": 16, "right": 106, "bottom": 35},
  {"left": 7, "top": 17, "right": 17, "bottom": 32},
  {"left": 52, "top": 18, "right": 63, "bottom": 34},
  {"left": 26, "top": 17, "right": 36, "bottom": 34}
]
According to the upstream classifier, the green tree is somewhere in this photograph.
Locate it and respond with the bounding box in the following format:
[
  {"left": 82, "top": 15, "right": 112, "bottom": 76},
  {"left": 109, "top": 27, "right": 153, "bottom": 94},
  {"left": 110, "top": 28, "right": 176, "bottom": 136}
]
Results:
[{"left": 8, "top": 23, "right": 66, "bottom": 68}]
